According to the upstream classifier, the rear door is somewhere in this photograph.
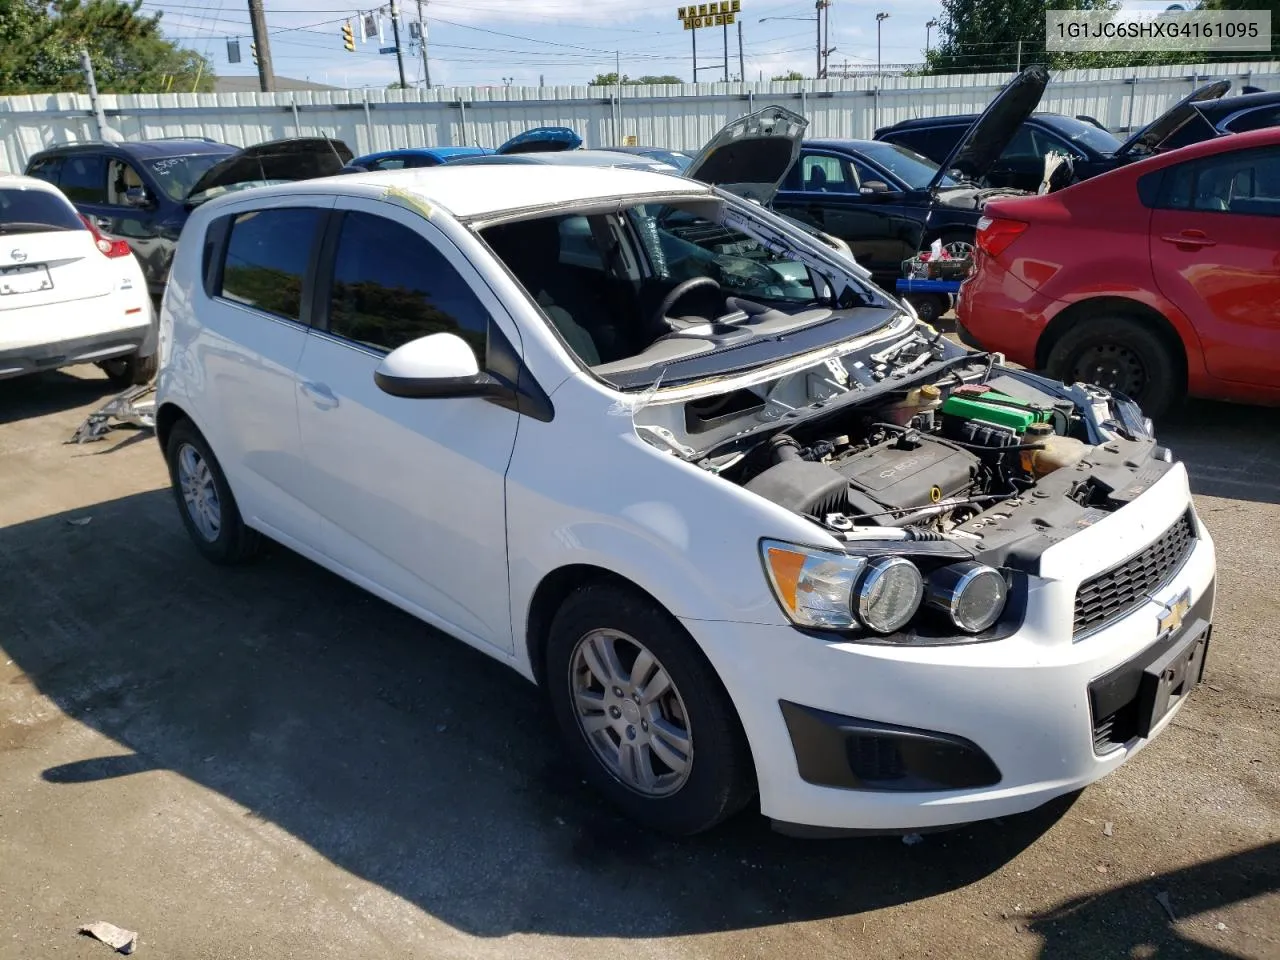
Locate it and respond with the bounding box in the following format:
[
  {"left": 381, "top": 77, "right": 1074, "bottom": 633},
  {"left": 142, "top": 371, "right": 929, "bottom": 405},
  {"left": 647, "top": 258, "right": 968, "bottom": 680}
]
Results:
[
  {"left": 57, "top": 153, "right": 113, "bottom": 230},
  {"left": 294, "top": 199, "right": 518, "bottom": 653},
  {"left": 199, "top": 197, "right": 333, "bottom": 545},
  {"left": 1148, "top": 145, "right": 1280, "bottom": 386},
  {"left": 0, "top": 184, "right": 113, "bottom": 323}
]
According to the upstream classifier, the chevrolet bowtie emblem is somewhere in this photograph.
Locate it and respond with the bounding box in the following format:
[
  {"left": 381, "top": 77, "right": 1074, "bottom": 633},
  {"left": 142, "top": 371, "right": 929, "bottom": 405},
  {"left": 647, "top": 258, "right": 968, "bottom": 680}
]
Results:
[{"left": 1157, "top": 589, "right": 1191, "bottom": 636}]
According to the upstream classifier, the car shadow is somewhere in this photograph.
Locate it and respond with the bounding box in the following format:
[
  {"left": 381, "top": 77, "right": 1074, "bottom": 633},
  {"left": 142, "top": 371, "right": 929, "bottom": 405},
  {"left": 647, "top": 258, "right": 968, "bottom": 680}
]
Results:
[
  {"left": 4, "top": 489, "right": 1074, "bottom": 939},
  {"left": 1160, "top": 399, "right": 1280, "bottom": 506},
  {"left": 0, "top": 367, "right": 120, "bottom": 426},
  {"left": 1027, "top": 842, "right": 1280, "bottom": 959}
]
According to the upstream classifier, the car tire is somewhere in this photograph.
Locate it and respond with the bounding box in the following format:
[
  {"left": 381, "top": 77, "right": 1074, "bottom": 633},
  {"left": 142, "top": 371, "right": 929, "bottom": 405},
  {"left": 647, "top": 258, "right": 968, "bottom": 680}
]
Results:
[
  {"left": 101, "top": 352, "right": 157, "bottom": 387},
  {"left": 164, "top": 419, "right": 261, "bottom": 564},
  {"left": 907, "top": 293, "right": 948, "bottom": 325},
  {"left": 544, "top": 583, "right": 755, "bottom": 836},
  {"left": 1045, "top": 315, "right": 1181, "bottom": 419}
]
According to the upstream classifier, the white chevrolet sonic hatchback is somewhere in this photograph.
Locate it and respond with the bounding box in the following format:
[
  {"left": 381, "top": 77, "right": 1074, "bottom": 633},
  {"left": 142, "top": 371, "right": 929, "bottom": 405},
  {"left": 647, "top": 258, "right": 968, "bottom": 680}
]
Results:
[{"left": 156, "top": 164, "right": 1215, "bottom": 836}]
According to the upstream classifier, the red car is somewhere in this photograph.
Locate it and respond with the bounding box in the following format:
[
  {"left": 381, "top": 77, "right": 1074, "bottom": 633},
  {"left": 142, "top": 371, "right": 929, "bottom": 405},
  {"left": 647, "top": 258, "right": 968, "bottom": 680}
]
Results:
[{"left": 956, "top": 125, "right": 1280, "bottom": 418}]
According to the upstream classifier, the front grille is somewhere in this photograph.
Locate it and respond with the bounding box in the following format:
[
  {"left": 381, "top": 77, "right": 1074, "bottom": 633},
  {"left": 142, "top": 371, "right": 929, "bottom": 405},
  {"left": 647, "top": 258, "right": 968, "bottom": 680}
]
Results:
[{"left": 1074, "top": 512, "right": 1196, "bottom": 638}]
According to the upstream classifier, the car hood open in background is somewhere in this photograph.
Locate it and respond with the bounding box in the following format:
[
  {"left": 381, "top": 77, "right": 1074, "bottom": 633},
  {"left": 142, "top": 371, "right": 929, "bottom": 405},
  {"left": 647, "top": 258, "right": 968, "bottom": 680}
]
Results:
[
  {"left": 1114, "top": 79, "right": 1231, "bottom": 157},
  {"left": 494, "top": 127, "right": 584, "bottom": 154},
  {"left": 683, "top": 106, "right": 808, "bottom": 205},
  {"left": 930, "top": 64, "right": 1050, "bottom": 192},
  {"left": 186, "top": 137, "right": 354, "bottom": 201}
]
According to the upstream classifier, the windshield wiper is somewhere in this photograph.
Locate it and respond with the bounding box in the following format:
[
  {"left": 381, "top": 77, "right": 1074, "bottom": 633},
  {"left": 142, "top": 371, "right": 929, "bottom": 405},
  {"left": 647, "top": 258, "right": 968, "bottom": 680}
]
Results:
[{"left": 0, "top": 222, "right": 73, "bottom": 234}]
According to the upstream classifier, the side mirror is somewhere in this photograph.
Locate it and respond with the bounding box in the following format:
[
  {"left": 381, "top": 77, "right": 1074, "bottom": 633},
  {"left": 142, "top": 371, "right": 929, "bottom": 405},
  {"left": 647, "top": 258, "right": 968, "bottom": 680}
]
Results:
[
  {"left": 373, "top": 332, "right": 513, "bottom": 400},
  {"left": 124, "top": 186, "right": 152, "bottom": 208}
]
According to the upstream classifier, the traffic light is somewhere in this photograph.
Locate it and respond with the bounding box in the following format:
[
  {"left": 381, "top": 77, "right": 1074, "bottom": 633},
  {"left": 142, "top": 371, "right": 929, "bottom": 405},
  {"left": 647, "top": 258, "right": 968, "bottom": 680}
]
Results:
[
  {"left": 342, "top": 21, "right": 355, "bottom": 52},
  {"left": 250, "top": 41, "right": 258, "bottom": 65}
]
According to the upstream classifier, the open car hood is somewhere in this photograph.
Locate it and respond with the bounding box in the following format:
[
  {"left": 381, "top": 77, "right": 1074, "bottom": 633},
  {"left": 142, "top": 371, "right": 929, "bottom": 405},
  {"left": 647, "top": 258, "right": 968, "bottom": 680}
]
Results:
[
  {"left": 186, "top": 137, "right": 354, "bottom": 200},
  {"left": 1114, "top": 79, "right": 1231, "bottom": 158},
  {"left": 930, "top": 64, "right": 1049, "bottom": 193},
  {"left": 684, "top": 106, "right": 807, "bottom": 205},
  {"left": 495, "top": 127, "right": 583, "bottom": 154}
]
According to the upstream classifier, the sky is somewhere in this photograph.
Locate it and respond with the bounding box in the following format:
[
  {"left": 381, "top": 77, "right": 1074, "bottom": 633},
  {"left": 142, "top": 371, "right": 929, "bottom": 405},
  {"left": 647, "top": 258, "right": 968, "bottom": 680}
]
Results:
[{"left": 147, "top": 0, "right": 953, "bottom": 89}]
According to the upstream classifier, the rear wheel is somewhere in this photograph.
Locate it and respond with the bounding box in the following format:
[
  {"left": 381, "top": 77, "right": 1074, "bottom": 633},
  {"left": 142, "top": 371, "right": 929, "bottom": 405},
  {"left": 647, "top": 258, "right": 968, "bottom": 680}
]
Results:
[
  {"left": 544, "top": 584, "right": 755, "bottom": 835},
  {"left": 100, "top": 352, "right": 157, "bottom": 387},
  {"left": 1045, "top": 315, "right": 1181, "bottom": 418},
  {"left": 164, "top": 419, "right": 261, "bottom": 564}
]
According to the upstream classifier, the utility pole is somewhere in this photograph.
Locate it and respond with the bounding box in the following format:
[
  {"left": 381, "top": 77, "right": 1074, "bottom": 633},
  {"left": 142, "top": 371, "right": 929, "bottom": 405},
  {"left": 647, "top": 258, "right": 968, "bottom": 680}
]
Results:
[
  {"left": 616, "top": 50, "right": 623, "bottom": 142},
  {"left": 925, "top": 17, "right": 937, "bottom": 58},
  {"left": 723, "top": 18, "right": 729, "bottom": 82},
  {"left": 815, "top": 0, "right": 822, "bottom": 78},
  {"left": 692, "top": 24, "right": 697, "bottom": 83},
  {"left": 876, "top": 11, "right": 889, "bottom": 79},
  {"left": 247, "top": 0, "right": 274, "bottom": 92},
  {"left": 416, "top": 0, "right": 431, "bottom": 88},
  {"left": 389, "top": 0, "right": 408, "bottom": 89},
  {"left": 1016, "top": 39, "right": 1023, "bottom": 72},
  {"left": 738, "top": 19, "right": 744, "bottom": 82},
  {"left": 79, "top": 49, "right": 109, "bottom": 140},
  {"left": 821, "top": 0, "right": 830, "bottom": 77}
]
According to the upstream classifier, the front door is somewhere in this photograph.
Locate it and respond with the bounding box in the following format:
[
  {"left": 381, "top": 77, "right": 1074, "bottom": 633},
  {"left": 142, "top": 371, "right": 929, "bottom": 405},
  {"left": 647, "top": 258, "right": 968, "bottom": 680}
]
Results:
[
  {"left": 1149, "top": 145, "right": 1280, "bottom": 386},
  {"left": 294, "top": 200, "right": 519, "bottom": 652},
  {"left": 101, "top": 158, "right": 168, "bottom": 296},
  {"left": 773, "top": 150, "right": 923, "bottom": 285}
]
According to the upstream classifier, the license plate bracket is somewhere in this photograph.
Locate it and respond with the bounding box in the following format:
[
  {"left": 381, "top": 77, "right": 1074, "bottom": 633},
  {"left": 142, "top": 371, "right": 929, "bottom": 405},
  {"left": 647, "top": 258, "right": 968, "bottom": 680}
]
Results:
[
  {"left": 1134, "top": 624, "right": 1210, "bottom": 739},
  {"left": 0, "top": 264, "right": 53, "bottom": 295}
]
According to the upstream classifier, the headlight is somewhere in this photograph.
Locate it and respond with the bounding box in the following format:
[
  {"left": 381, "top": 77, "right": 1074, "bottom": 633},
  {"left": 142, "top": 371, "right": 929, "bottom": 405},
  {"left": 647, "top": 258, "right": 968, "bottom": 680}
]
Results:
[
  {"left": 856, "top": 557, "right": 925, "bottom": 634},
  {"left": 760, "top": 541, "right": 925, "bottom": 633},
  {"left": 926, "top": 561, "right": 1008, "bottom": 633},
  {"left": 761, "top": 540, "right": 867, "bottom": 629}
]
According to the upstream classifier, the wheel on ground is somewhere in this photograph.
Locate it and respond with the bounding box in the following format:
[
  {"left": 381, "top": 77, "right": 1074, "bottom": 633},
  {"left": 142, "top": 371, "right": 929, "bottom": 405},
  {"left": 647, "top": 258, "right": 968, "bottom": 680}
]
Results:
[
  {"left": 907, "top": 293, "right": 948, "bottom": 325},
  {"left": 544, "top": 583, "right": 755, "bottom": 835},
  {"left": 164, "top": 419, "right": 261, "bottom": 564},
  {"left": 1044, "top": 315, "right": 1181, "bottom": 419},
  {"left": 100, "top": 352, "right": 157, "bottom": 387}
]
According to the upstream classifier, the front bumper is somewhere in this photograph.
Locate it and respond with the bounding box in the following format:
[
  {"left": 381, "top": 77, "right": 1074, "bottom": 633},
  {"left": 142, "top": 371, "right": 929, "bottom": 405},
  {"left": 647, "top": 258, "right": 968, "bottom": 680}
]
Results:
[{"left": 685, "top": 463, "right": 1216, "bottom": 832}]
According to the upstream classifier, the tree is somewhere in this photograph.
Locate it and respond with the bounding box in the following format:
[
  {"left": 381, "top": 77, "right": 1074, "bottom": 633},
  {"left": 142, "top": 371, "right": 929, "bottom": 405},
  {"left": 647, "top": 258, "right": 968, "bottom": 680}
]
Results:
[
  {"left": 772, "top": 70, "right": 805, "bottom": 81},
  {"left": 0, "top": 0, "right": 213, "bottom": 95},
  {"left": 588, "top": 72, "right": 683, "bottom": 85},
  {"left": 1195, "top": 0, "right": 1280, "bottom": 59},
  {"left": 926, "top": 0, "right": 1117, "bottom": 74}
]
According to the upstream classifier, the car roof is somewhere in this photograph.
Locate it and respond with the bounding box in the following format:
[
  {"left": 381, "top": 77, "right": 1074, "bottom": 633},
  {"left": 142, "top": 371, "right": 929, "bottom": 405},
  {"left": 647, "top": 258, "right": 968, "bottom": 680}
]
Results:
[
  {"left": 1193, "top": 89, "right": 1280, "bottom": 120},
  {"left": 30, "top": 139, "right": 235, "bottom": 160},
  {"left": 876, "top": 113, "right": 1072, "bottom": 134},
  {"left": 454, "top": 150, "right": 672, "bottom": 168},
  {"left": 225, "top": 164, "right": 710, "bottom": 220}
]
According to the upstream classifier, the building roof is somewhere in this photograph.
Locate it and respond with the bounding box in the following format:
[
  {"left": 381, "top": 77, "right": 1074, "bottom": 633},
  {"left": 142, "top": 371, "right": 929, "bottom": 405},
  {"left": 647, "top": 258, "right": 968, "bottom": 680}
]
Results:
[{"left": 213, "top": 75, "right": 339, "bottom": 93}]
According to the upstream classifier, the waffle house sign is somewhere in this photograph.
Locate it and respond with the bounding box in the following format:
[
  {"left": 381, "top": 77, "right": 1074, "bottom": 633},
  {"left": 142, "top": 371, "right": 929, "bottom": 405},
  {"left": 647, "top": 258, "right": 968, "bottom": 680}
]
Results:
[{"left": 679, "top": 1, "right": 740, "bottom": 29}]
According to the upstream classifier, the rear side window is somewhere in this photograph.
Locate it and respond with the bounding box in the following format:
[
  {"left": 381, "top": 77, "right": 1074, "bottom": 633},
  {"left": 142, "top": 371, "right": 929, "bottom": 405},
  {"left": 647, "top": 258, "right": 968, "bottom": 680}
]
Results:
[
  {"left": 218, "top": 207, "right": 324, "bottom": 321},
  {"left": 882, "top": 126, "right": 961, "bottom": 164},
  {"left": 1156, "top": 146, "right": 1280, "bottom": 216},
  {"left": 25, "top": 156, "right": 63, "bottom": 185},
  {"left": 326, "top": 210, "right": 488, "bottom": 357},
  {"left": 0, "top": 188, "right": 85, "bottom": 231},
  {"left": 58, "top": 155, "right": 107, "bottom": 203}
]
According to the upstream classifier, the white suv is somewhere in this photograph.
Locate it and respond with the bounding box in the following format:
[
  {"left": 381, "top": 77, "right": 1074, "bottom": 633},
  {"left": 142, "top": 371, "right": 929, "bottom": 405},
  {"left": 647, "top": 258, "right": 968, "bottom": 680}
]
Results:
[
  {"left": 155, "top": 164, "right": 1215, "bottom": 836},
  {"left": 0, "top": 174, "right": 155, "bottom": 384}
]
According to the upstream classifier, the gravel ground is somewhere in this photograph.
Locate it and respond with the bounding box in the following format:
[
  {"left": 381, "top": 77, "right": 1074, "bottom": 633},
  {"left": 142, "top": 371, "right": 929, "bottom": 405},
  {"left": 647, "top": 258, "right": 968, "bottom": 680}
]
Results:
[{"left": 0, "top": 367, "right": 1276, "bottom": 960}]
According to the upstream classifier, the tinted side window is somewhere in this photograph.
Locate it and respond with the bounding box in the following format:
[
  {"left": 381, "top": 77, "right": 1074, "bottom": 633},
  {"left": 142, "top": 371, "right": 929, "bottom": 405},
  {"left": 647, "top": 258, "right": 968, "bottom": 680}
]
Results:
[
  {"left": 1224, "top": 105, "right": 1280, "bottom": 134},
  {"left": 371, "top": 157, "right": 407, "bottom": 170},
  {"left": 59, "top": 155, "right": 107, "bottom": 203},
  {"left": 884, "top": 126, "right": 961, "bottom": 164},
  {"left": 219, "top": 207, "right": 323, "bottom": 321},
  {"left": 1157, "top": 147, "right": 1280, "bottom": 216},
  {"left": 327, "top": 210, "right": 488, "bottom": 357},
  {"left": 26, "top": 156, "right": 63, "bottom": 185}
]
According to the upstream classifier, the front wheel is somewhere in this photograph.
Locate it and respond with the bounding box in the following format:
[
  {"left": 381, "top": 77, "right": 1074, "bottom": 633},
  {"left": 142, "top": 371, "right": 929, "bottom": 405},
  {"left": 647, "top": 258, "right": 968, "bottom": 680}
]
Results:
[
  {"left": 544, "top": 584, "right": 755, "bottom": 835},
  {"left": 1044, "top": 315, "right": 1181, "bottom": 419}
]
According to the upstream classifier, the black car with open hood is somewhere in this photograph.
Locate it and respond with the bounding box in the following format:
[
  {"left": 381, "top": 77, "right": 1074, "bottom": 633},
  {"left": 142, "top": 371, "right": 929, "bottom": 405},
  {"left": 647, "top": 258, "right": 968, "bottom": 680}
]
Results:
[{"left": 876, "top": 75, "right": 1234, "bottom": 193}]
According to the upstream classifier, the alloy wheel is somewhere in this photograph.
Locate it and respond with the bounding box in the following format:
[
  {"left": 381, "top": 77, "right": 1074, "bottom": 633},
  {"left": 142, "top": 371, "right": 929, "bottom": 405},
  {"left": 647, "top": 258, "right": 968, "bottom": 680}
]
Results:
[
  {"left": 177, "top": 442, "right": 221, "bottom": 542},
  {"left": 568, "top": 629, "right": 693, "bottom": 797}
]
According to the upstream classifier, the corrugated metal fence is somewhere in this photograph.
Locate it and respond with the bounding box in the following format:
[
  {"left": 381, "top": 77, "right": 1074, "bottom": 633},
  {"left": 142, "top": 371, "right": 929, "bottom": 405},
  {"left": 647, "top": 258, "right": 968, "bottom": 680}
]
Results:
[{"left": 3, "top": 60, "right": 1278, "bottom": 173}]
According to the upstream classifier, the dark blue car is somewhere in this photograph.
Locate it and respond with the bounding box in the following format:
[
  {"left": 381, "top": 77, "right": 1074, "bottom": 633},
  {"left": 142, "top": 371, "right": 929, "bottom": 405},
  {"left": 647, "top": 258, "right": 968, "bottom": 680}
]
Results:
[{"left": 348, "top": 146, "right": 491, "bottom": 170}]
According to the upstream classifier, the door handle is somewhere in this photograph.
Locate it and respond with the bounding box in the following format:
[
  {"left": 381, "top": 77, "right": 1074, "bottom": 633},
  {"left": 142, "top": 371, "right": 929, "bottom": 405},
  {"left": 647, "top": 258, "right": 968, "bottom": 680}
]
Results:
[
  {"left": 1159, "top": 230, "right": 1216, "bottom": 250},
  {"left": 299, "top": 380, "right": 339, "bottom": 410}
]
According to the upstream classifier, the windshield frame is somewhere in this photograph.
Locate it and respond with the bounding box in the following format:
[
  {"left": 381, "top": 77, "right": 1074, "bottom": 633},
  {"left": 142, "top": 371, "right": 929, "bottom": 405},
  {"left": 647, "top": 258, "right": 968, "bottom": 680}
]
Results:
[{"left": 471, "top": 189, "right": 899, "bottom": 392}]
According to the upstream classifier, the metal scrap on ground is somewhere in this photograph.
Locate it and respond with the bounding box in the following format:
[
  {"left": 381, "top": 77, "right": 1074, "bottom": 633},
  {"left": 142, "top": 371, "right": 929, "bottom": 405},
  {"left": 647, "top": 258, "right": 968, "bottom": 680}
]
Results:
[{"left": 68, "top": 384, "right": 156, "bottom": 445}]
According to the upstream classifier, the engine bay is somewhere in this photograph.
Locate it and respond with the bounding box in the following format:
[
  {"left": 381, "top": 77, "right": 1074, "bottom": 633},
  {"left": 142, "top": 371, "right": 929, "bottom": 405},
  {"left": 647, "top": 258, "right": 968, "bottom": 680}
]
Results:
[{"left": 631, "top": 320, "right": 1169, "bottom": 570}]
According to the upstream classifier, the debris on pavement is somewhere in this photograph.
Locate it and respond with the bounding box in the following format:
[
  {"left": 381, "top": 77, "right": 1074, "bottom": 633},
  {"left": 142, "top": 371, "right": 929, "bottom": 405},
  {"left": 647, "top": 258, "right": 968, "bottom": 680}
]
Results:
[
  {"left": 66, "top": 517, "right": 93, "bottom": 527},
  {"left": 902, "top": 833, "right": 924, "bottom": 846},
  {"left": 79, "top": 921, "right": 138, "bottom": 954},
  {"left": 1216, "top": 921, "right": 1229, "bottom": 931},
  {"left": 1155, "top": 891, "right": 1177, "bottom": 922},
  {"left": 68, "top": 384, "right": 156, "bottom": 445},
  {"left": 1103, "top": 821, "right": 1114, "bottom": 837}
]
